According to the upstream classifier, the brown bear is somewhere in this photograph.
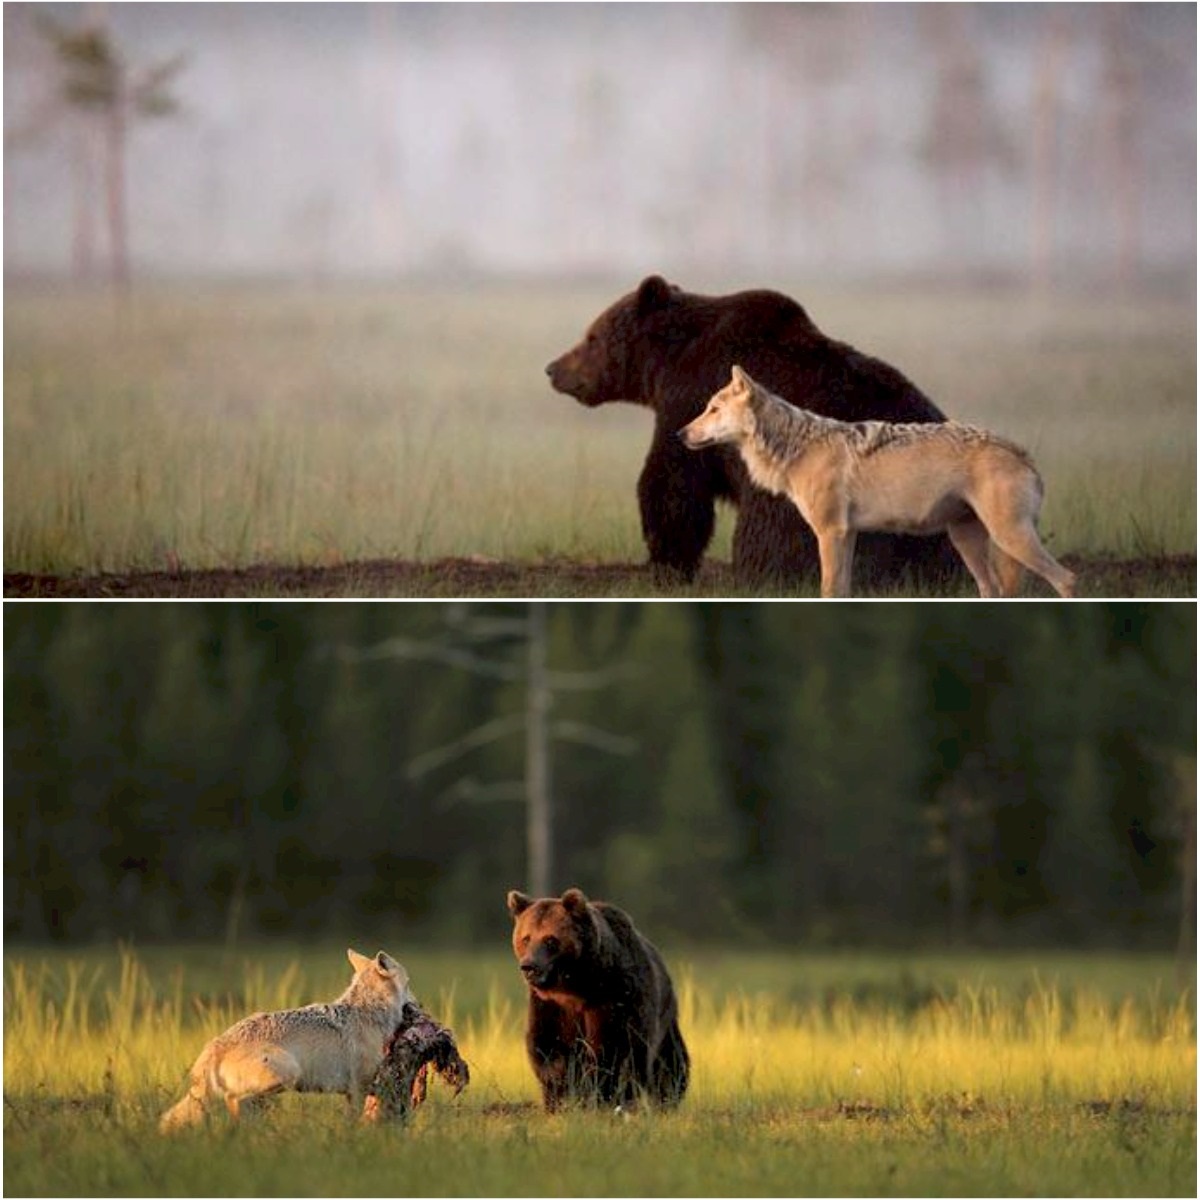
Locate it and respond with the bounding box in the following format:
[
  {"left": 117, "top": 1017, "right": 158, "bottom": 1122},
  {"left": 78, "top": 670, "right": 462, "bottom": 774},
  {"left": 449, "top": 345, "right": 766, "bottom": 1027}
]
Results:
[
  {"left": 506, "top": 887, "right": 689, "bottom": 1111},
  {"left": 545, "top": 275, "right": 958, "bottom": 587}
]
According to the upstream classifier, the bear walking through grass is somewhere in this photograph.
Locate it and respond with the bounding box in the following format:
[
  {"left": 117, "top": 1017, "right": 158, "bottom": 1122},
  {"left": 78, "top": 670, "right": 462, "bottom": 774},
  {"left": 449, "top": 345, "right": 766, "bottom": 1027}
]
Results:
[{"left": 506, "top": 887, "right": 689, "bottom": 1110}]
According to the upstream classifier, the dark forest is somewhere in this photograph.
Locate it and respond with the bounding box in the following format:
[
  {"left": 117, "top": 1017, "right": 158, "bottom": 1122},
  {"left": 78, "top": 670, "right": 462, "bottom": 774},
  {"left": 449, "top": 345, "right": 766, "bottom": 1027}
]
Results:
[{"left": 5, "top": 602, "right": 1194, "bottom": 950}]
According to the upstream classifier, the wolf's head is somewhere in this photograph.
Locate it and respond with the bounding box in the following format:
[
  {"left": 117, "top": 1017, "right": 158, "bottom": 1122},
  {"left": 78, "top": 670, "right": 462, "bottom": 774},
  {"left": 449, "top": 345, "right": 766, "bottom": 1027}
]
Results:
[
  {"left": 342, "top": 948, "right": 414, "bottom": 1018},
  {"left": 678, "top": 364, "right": 758, "bottom": 450}
]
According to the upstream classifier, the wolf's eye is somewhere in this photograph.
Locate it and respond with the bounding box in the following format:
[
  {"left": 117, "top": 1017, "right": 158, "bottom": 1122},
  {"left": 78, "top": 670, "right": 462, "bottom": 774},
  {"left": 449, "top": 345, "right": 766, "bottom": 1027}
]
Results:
[{"left": 542, "top": 936, "right": 560, "bottom": 953}]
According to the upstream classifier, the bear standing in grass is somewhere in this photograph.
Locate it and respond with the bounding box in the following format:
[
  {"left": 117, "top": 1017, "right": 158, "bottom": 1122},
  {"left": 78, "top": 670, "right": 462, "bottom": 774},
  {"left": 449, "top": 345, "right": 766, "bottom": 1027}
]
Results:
[
  {"left": 546, "top": 275, "right": 956, "bottom": 587},
  {"left": 506, "top": 887, "right": 689, "bottom": 1111}
]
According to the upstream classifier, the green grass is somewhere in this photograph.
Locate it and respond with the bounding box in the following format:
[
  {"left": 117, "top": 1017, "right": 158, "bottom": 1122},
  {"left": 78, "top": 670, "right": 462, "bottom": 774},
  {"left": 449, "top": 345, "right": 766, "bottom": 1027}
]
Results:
[
  {"left": 4, "top": 944, "right": 1195, "bottom": 1195},
  {"left": 4, "top": 281, "right": 1195, "bottom": 592}
]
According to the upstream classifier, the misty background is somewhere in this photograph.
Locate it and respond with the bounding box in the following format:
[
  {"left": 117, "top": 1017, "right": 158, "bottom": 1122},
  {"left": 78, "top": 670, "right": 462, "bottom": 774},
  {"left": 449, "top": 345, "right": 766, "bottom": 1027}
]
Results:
[
  {"left": 4, "top": 1, "right": 1196, "bottom": 285},
  {"left": 5, "top": 603, "right": 1194, "bottom": 951}
]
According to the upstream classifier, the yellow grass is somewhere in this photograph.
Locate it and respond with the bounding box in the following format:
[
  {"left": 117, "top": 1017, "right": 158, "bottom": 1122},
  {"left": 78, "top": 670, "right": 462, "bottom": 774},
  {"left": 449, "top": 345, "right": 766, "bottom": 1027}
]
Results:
[
  {"left": 4, "top": 948, "right": 1193, "bottom": 1114},
  {"left": 4, "top": 947, "right": 1195, "bottom": 1195}
]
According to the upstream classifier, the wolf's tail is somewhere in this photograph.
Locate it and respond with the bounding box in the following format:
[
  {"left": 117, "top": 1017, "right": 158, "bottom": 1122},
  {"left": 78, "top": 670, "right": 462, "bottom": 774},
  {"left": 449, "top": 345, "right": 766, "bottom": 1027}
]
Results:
[
  {"left": 159, "top": 1090, "right": 206, "bottom": 1132},
  {"left": 159, "top": 1046, "right": 214, "bottom": 1133}
]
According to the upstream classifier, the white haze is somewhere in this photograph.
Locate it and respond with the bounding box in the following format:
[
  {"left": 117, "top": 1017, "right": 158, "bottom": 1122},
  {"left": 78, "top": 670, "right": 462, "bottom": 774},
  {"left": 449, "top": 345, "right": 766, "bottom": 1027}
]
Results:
[{"left": 4, "top": 2, "right": 1195, "bottom": 284}]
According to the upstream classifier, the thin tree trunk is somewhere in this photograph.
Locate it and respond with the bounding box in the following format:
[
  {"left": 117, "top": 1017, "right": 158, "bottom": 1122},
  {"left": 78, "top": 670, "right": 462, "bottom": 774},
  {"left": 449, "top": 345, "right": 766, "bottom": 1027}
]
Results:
[
  {"left": 1029, "top": 13, "right": 1068, "bottom": 297},
  {"left": 71, "top": 121, "right": 100, "bottom": 280},
  {"left": 525, "top": 603, "right": 552, "bottom": 896},
  {"left": 946, "top": 780, "right": 969, "bottom": 947},
  {"left": 105, "top": 100, "right": 130, "bottom": 290},
  {"left": 1100, "top": 4, "right": 1139, "bottom": 292}
]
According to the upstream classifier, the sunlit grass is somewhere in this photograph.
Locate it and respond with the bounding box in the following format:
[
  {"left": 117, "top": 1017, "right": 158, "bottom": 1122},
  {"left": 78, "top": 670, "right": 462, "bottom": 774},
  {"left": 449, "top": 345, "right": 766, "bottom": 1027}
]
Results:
[
  {"left": 4, "top": 282, "right": 1194, "bottom": 583},
  {"left": 3, "top": 945, "right": 1195, "bottom": 1195}
]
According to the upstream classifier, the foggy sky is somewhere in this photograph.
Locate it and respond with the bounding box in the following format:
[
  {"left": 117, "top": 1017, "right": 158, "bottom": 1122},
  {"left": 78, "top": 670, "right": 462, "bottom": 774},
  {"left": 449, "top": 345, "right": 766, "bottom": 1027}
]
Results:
[{"left": 4, "top": 2, "right": 1196, "bottom": 282}]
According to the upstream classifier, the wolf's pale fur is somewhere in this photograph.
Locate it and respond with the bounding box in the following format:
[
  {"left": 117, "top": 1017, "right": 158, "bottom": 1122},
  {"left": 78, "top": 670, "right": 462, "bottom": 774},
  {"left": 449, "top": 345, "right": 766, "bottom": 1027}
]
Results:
[
  {"left": 680, "top": 366, "right": 1076, "bottom": 599},
  {"left": 159, "top": 948, "right": 413, "bottom": 1132}
]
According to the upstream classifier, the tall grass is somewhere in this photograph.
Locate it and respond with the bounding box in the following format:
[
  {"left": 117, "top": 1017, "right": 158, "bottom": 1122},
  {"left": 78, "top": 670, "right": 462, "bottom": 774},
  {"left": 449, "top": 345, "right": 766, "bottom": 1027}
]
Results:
[
  {"left": 4, "top": 282, "right": 1195, "bottom": 578},
  {"left": 3, "top": 945, "right": 1194, "bottom": 1195}
]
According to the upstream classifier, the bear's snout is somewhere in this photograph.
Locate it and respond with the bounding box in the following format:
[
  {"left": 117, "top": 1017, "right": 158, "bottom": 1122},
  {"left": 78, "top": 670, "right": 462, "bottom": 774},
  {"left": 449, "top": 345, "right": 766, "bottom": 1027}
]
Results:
[
  {"left": 519, "top": 954, "right": 560, "bottom": 989},
  {"left": 545, "top": 357, "right": 576, "bottom": 393},
  {"left": 545, "top": 353, "right": 598, "bottom": 405}
]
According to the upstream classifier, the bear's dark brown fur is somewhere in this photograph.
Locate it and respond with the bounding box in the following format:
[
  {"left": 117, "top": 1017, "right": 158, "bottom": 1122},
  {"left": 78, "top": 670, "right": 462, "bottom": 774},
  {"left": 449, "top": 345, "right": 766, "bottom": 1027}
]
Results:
[
  {"left": 546, "top": 275, "right": 958, "bottom": 586},
  {"left": 506, "top": 886, "right": 689, "bottom": 1111}
]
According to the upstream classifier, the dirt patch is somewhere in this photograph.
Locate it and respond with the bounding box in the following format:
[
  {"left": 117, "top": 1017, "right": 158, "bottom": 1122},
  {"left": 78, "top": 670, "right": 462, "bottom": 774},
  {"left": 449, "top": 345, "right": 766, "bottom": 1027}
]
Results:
[{"left": 4, "top": 554, "right": 1194, "bottom": 599}]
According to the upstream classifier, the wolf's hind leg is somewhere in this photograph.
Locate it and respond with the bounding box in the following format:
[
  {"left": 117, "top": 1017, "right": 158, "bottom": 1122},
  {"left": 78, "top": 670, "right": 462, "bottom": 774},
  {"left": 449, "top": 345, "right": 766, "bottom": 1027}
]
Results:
[
  {"left": 987, "top": 520, "right": 1076, "bottom": 599},
  {"left": 988, "top": 543, "right": 1026, "bottom": 598},
  {"left": 946, "top": 518, "right": 1000, "bottom": 597},
  {"left": 215, "top": 1042, "right": 302, "bottom": 1119}
]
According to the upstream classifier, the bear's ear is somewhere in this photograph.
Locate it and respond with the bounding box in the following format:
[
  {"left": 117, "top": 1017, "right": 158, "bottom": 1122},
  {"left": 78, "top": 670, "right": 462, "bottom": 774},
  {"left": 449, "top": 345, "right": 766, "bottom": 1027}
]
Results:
[
  {"left": 560, "top": 887, "right": 589, "bottom": 914},
  {"left": 507, "top": 890, "right": 533, "bottom": 917},
  {"left": 635, "top": 275, "right": 674, "bottom": 316}
]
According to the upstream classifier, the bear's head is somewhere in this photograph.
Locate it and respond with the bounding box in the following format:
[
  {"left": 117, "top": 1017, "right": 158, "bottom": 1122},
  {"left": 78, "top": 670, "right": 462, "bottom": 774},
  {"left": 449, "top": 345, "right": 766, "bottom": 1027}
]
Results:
[
  {"left": 545, "top": 275, "right": 688, "bottom": 407},
  {"left": 506, "top": 887, "right": 596, "bottom": 996}
]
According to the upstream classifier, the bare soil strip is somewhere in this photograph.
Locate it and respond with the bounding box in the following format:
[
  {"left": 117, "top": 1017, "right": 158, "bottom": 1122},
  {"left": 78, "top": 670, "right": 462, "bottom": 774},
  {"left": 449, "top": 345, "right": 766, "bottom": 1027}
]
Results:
[{"left": 4, "top": 555, "right": 1194, "bottom": 599}]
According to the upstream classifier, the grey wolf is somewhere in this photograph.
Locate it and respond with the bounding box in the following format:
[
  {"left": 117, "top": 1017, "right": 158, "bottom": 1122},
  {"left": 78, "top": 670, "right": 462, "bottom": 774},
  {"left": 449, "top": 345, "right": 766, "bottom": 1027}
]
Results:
[
  {"left": 679, "top": 365, "right": 1076, "bottom": 599},
  {"left": 507, "top": 886, "right": 689, "bottom": 1110},
  {"left": 159, "top": 948, "right": 413, "bottom": 1131}
]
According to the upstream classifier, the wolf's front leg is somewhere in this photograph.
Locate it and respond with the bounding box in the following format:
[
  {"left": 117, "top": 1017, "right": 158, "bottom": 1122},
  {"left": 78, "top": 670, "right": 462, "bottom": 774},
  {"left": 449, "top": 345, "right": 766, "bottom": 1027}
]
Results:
[{"left": 817, "top": 529, "right": 854, "bottom": 597}]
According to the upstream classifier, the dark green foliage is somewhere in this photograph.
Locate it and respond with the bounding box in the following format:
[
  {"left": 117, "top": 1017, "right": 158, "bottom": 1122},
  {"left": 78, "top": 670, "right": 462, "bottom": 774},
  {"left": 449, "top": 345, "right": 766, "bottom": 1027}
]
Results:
[{"left": 3, "top": 603, "right": 1194, "bottom": 948}]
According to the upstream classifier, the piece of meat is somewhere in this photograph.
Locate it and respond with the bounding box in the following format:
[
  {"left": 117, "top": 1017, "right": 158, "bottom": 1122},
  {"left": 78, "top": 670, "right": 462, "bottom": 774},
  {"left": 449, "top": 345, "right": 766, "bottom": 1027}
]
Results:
[{"left": 362, "top": 1000, "right": 470, "bottom": 1121}]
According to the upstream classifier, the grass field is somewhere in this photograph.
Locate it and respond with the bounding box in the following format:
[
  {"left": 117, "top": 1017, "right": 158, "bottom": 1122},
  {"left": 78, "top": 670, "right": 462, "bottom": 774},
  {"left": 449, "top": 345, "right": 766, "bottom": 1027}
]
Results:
[
  {"left": 3, "top": 280, "right": 1195, "bottom": 596},
  {"left": 4, "top": 943, "right": 1195, "bottom": 1196}
]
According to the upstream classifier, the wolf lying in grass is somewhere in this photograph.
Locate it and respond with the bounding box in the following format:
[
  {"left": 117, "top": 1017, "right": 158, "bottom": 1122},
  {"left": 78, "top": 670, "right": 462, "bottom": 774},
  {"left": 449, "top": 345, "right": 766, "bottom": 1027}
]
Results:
[
  {"left": 160, "top": 949, "right": 413, "bottom": 1131},
  {"left": 680, "top": 365, "right": 1076, "bottom": 599}
]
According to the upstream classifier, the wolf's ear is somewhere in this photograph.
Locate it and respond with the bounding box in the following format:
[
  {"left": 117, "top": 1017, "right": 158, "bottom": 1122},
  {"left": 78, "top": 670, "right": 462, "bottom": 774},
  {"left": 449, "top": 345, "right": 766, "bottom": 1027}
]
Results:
[
  {"left": 560, "top": 887, "right": 589, "bottom": 914},
  {"left": 507, "top": 890, "right": 533, "bottom": 917},
  {"left": 731, "top": 364, "right": 750, "bottom": 388},
  {"left": 347, "top": 948, "right": 373, "bottom": 973},
  {"left": 374, "top": 951, "right": 409, "bottom": 987}
]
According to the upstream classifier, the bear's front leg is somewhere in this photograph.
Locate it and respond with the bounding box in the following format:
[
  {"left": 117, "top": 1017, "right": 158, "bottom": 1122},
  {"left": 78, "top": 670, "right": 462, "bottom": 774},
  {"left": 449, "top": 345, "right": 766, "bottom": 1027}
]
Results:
[
  {"left": 527, "top": 995, "right": 586, "bottom": 1112},
  {"left": 637, "top": 435, "right": 717, "bottom": 583},
  {"left": 579, "top": 1006, "right": 644, "bottom": 1107}
]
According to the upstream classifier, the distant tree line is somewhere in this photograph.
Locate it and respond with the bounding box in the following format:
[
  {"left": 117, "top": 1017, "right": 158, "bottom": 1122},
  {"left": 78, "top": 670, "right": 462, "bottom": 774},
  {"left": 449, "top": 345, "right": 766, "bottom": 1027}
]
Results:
[{"left": 4, "top": 602, "right": 1194, "bottom": 951}]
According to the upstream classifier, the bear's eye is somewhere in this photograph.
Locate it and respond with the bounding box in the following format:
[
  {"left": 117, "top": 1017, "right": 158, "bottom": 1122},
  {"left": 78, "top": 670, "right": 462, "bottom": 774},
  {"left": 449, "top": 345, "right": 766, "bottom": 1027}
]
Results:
[
  {"left": 519, "top": 935, "right": 531, "bottom": 949},
  {"left": 542, "top": 936, "right": 560, "bottom": 953}
]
